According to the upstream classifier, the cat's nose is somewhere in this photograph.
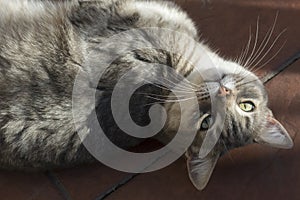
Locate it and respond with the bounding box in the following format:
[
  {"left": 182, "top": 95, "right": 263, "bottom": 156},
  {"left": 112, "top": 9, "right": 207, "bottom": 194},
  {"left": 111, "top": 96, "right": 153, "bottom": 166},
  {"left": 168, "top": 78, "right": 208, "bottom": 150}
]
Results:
[{"left": 218, "top": 86, "right": 231, "bottom": 97}]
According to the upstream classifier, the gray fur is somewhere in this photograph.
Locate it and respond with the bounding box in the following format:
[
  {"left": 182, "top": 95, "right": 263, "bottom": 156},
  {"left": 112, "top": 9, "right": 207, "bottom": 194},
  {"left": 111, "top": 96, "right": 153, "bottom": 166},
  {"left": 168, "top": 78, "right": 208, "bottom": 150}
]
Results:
[
  {"left": 0, "top": 0, "right": 293, "bottom": 190},
  {"left": 0, "top": 0, "right": 199, "bottom": 169}
]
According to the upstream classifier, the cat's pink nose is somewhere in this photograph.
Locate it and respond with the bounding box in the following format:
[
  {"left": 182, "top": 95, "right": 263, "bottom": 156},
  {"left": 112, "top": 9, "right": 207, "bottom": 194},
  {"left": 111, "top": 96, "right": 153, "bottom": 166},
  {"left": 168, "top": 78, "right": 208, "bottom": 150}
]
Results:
[{"left": 218, "top": 86, "right": 231, "bottom": 97}]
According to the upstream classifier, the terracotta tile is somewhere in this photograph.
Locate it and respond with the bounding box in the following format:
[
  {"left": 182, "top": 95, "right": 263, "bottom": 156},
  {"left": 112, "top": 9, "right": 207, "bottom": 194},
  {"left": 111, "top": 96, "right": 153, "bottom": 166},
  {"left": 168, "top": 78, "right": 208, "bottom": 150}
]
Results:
[
  {"left": 0, "top": 171, "right": 63, "bottom": 200},
  {"left": 54, "top": 163, "right": 130, "bottom": 200}
]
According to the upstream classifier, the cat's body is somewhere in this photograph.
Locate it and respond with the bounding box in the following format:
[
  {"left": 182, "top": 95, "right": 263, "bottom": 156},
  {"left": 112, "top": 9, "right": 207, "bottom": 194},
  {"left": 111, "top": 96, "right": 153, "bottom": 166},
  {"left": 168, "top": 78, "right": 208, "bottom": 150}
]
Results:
[
  {"left": 0, "top": 0, "right": 293, "bottom": 190},
  {"left": 0, "top": 0, "right": 198, "bottom": 169}
]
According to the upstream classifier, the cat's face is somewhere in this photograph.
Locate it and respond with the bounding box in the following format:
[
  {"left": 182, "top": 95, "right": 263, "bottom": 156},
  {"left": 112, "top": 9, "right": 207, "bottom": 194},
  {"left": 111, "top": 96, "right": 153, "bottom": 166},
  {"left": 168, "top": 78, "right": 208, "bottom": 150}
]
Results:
[
  {"left": 166, "top": 62, "right": 294, "bottom": 190},
  {"left": 214, "top": 73, "right": 269, "bottom": 150}
]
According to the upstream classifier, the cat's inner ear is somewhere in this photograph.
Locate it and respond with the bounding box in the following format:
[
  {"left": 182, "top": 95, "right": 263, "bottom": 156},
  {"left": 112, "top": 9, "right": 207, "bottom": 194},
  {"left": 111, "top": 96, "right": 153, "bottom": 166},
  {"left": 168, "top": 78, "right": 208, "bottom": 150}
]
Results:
[
  {"left": 186, "top": 153, "right": 220, "bottom": 190},
  {"left": 255, "top": 114, "right": 293, "bottom": 149}
]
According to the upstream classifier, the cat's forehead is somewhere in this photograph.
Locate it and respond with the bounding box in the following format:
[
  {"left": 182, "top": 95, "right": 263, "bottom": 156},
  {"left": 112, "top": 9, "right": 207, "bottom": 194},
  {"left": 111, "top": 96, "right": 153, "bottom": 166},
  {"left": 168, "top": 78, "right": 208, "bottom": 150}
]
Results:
[
  {"left": 228, "top": 71, "right": 267, "bottom": 102},
  {"left": 236, "top": 79, "right": 266, "bottom": 100},
  {"left": 216, "top": 60, "right": 267, "bottom": 99}
]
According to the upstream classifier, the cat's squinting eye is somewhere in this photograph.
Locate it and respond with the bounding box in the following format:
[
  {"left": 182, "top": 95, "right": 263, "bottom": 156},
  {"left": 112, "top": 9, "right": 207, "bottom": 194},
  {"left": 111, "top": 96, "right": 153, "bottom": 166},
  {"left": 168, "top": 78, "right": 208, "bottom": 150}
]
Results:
[
  {"left": 200, "top": 115, "right": 211, "bottom": 131},
  {"left": 239, "top": 101, "right": 255, "bottom": 112}
]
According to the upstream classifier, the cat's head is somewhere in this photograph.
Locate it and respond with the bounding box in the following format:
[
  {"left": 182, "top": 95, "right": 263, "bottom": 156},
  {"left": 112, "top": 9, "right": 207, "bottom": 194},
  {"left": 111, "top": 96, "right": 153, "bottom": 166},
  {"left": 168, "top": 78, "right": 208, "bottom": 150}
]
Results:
[{"left": 165, "top": 58, "right": 293, "bottom": 190}]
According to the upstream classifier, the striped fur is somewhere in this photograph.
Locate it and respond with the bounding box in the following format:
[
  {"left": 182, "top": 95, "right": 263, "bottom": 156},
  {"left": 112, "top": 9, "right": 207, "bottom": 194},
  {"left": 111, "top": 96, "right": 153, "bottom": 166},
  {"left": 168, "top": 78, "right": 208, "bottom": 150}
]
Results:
[{"left": 0, "top": 0, "right": 293, "bottom": 191}]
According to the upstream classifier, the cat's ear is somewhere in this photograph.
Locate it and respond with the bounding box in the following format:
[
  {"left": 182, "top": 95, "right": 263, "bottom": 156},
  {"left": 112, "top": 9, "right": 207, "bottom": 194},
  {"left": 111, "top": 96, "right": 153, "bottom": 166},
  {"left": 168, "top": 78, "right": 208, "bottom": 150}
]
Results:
[
  {"left": 255, "top": 112, "right": 293, "bottom": 149},
  {"left": 186, "top": 153, "right": 220, "bottom": 190}
]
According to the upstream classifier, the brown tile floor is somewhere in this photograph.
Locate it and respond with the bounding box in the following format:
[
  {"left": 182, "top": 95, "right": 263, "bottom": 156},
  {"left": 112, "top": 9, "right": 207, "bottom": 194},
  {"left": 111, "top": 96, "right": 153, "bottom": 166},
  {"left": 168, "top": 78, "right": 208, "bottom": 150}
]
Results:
[
  {"left": 2, "top": 0, "right": 300, "bottom": 199},
  {"left": 0, "top": 171, "right": 63, "bottom": 200}
]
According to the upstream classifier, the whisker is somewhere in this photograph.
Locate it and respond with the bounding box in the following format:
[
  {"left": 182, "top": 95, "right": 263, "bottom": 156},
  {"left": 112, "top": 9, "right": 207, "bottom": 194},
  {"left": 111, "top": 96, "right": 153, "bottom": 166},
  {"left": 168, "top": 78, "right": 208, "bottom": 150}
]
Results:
[
  {"left": 149, "top": 77, "right": 196, "bottom": 92},
  {"left": 237, "top": 65, "right": 253, "bottom": 79},
  {"left": 142, "top": 101, "right": 165, "bottom": 107},
  {"left": 142, "top": 94, "right": 211, "bottom": 107},
  {"left": 136, "top": 92, "right": 195, "bottom": 100},
  {"left": 239, "top": 26, "right": 253, "bottom": 65},
  {"left": 250, "top": 28, "right": 287, "bottom": 71},
  {"left": 253, "top": 39, "right": 287, "bottom": 74},
  {"left": 162, "top": 69, "right": 199, "bottom": 89},
  {"left": 145, "top": 96, "right": 198, "bottom": 103},
  {"left": 246, "top": 14, "right": 277, "bottom": 69},
  {"left": 236, "top": 78, "right": 259, "bottom": 87},
  {"left": 140, "top": 66, "right": 197, "bottom": 92},
  {"left": 143, "top": 80, "right": 196, "bottom": 93},
  {"left": 244, "top": 16, "right": 260, "bottom": 67}
]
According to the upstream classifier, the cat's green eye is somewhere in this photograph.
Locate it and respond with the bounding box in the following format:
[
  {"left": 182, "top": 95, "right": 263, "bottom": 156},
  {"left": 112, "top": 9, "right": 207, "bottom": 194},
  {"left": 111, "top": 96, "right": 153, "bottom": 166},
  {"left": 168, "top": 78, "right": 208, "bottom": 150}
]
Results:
[
  {"left": 239, "top": 101, "right": 255, "bottom": 112},
  {"left": 200, "top": 115, "right": 211, "bottom": 131}
]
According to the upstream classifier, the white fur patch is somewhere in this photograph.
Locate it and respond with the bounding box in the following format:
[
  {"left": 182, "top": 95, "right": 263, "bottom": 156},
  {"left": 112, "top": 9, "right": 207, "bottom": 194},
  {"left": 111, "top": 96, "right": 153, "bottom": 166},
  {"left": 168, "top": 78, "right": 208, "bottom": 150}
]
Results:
[
  {"left": 0, "top": 0, "right": 47, "bottom": 18},
  {"left": 127, "top": 1, "right": 197, "bottom": 37}
]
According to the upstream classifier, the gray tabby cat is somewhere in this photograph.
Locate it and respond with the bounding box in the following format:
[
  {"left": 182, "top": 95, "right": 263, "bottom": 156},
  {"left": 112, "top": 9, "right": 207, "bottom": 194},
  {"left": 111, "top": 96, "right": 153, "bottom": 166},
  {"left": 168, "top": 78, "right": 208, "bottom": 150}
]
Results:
[{"left": 0, "top": 0, "right": 293, "bottom": 190}]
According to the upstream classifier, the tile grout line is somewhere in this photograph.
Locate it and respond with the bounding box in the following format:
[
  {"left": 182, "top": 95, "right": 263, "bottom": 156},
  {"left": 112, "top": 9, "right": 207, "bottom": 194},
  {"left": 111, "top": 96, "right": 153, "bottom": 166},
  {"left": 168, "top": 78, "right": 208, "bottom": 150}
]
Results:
[
  {"left": 45, "top": 171, "right": 73, "bottom": 200},
  {"left": 262, "top": 51, "right": 300, "bottom": 83},
  {"left": 94, "top": 174, "right": 139, "bottom": 200},
  {"left": 94, "top": 149, "right": 171, "bottom": 200}
]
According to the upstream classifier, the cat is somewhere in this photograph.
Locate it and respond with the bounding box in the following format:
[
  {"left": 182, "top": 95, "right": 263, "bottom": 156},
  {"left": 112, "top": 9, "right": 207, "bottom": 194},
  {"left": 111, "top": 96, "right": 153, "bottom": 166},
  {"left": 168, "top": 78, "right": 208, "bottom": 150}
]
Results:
[{"left": 0, "top": 0, "right": 293, "bottom": 190}]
